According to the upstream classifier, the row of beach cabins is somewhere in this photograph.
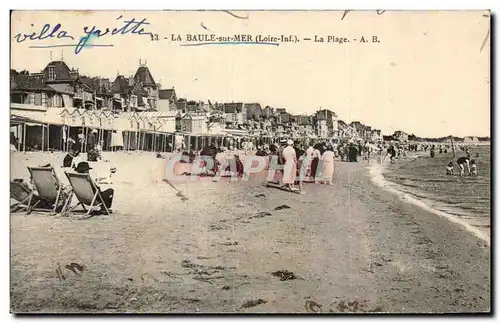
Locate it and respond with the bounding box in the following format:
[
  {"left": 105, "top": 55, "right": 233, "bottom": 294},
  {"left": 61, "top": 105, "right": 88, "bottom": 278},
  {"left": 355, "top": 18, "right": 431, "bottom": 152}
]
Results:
[{"left": 10, "top": 105, "right": 309, "bottom": 154}]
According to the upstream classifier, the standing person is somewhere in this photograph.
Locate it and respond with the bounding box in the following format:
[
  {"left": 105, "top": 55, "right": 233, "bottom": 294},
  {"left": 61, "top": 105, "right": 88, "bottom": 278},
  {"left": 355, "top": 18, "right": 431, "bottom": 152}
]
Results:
[
  {"left": 111, "top": 130, "right": 124, "bottom": 151},
  {"left": 337, "top": 144, "right": 344, "bottom": 161},
  {"left": 74, "top": 134, "right": 84, "bottom": 154},
  {"left": 384, "top": 144, "right": 395, "bottom": 163},
  {"left": 349, "top": 143, "right": 358, "bottom": 162},
  {"left": 282, "top": 140, "right": 297, "bottom": 191},
  {"left": 457, "top": 155, "right": 471, "bottom": 177},
  {"left": 321, "top": 146, "right": 335, "bottom": 185},
  {"left": 304, "top": 145, "right": 314, "bottom": 178},
  {"left": 310, "top": 145, "right": 322, "bottom": 182},
  {"left": 10, "top": 131, "right": 18, "bottom": 147},
  {"left": 297, "top": 150, "right": 310, "bottom": 185}
]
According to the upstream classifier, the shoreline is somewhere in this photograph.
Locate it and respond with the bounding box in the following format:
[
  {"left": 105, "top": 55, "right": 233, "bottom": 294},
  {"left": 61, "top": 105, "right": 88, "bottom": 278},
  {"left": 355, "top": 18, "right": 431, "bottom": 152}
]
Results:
[{"left": 367, "top": 157, "right": 490, "bottom": 246}]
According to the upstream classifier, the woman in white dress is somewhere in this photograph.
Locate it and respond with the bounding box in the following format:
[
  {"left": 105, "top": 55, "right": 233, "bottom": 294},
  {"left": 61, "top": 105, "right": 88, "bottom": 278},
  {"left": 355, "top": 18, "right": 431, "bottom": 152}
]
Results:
[{"left": 321, "top": 146, "right": 335, "bottom": 185}]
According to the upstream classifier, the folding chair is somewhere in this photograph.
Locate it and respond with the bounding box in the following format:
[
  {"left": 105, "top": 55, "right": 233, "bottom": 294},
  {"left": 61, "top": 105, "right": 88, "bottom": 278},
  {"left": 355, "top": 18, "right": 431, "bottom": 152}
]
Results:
[
  {"left": 27, "top": 166, "right": 68, "bottom": 214},
  {"left": 64, "top": 172, "right": 111, "bottom": 218},
  {"left": 10, "top": 181, "right": 36, "bottom": 212}
]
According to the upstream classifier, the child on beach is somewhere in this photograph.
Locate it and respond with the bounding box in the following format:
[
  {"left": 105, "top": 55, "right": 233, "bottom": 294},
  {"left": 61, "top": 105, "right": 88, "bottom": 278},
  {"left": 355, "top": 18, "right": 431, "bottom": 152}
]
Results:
[
  {"left": 470, "top": 160, "right": 477, "bottom": 176},
  {"left": 446, "top": 162, "right": 454, "bottom": 175}
]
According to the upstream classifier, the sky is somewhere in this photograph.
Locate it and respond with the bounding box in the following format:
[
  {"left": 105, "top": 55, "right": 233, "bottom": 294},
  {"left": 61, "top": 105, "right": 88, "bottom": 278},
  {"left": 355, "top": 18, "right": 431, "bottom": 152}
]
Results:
[{"left": 10, "top": 10, "right": 490, "bottom": 137}]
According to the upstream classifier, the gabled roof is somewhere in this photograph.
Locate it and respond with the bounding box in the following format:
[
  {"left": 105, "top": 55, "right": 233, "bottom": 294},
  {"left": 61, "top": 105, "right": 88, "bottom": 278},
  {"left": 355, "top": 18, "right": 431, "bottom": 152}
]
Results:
[
  {"left": 11, "top": 74, "right": 57, "bottom": 92},
  {"left": 244, "top": 103, "right": 262, "bottom": 110},
  {"left": 43, "top": 61, "right": 78, "bottom": 82},
  {"left": 134, "top": 66, "right": 156, "bottom": 86},
  {"left": 112, "top": 75, "right": 133, "bottom": 94},
  {"left": 316, "top": 109, "right": 338, "bottom": 119},
  {"left": 159, "top": 88, "right": 176, "bottom": 100},
  {"left": 78, "top": 76, "right": 96, "bottom": 90}
]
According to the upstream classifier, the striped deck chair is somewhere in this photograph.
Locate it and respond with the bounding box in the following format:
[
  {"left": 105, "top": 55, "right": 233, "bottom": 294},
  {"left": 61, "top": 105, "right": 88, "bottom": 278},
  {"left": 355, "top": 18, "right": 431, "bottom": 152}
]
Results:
[
  {"left": 27, "top": 166, "right": 68, "bottom": 214},
  {"left": 64, "top": 172, "right": 111, "bottom": 218},
  {"left": 10, "top": 181, "right": 36, "bottom": 212}
]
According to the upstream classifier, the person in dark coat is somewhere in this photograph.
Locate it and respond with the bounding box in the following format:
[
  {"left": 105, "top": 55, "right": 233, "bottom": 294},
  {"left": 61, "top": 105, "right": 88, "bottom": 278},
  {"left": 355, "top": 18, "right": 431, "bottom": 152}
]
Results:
[
  {"left": 63, "top": 149, "right": 80, "bottom": 168},
  {"left": 348, "top": 144, "right": 358, "bottom": 162}
]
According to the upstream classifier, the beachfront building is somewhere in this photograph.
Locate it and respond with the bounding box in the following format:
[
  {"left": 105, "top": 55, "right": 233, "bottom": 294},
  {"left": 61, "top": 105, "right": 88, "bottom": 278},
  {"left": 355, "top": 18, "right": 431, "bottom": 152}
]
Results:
[
  {"left": 337, "top": 120, "right": 347, "bottom": 139},
  {"left": 78, "top": 76, "right": 114, "bottom": 110},
  {"left": 158, "top": 88, "right": 178, "bottom": 112},
  {"left": 244, "top": 103, "right": 263, "bottom": 121},
  {"left": 133, "top": 62, "right": 160, "bottom": 111},
  {"left": 372, "top": 129, "right": 382, "bottom": 142},
  {"left": 11, "top": 58, "right": 401, "bottom": 154},
  {"left": 343, "top": 124, "right": 358, "bottom": 139},
  {"left": 29, "top": 61, "right": 81, "bottom": 108},
  {"left": 262, "top": 105, "right": 274, "bottom": 118},
  {"left": 277, "top": 110, "right": 292, "bottom": 124},
  {"left": 224, "top": 103, "right": 244, "bottom": 126},
  {"left": 11, "top": 70, "right": 68, "bottom": 109},
  {"left": 350, "top": 121, "right": 366, "bottom": 139},
  {"left": 176, "top": 99, "right": 187, "bottom": 113},
  {"left": 11, "top": 63, "right": 178, "bottom": 153},
  {"left": 393, "top": 130, "right": 409, "bottom": 142},
  {"left": 316, "top": 119, "right": 328, "bottom": 138},
  {"left": 315, "top": 109, "right": 339, "bottom": 138}
]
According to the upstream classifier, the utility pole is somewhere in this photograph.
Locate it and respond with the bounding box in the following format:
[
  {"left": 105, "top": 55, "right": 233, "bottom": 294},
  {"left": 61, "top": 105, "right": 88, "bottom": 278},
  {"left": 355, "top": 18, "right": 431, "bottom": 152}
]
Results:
[{"left": 450, "top": 135, "right": 456, "bottom": 157}]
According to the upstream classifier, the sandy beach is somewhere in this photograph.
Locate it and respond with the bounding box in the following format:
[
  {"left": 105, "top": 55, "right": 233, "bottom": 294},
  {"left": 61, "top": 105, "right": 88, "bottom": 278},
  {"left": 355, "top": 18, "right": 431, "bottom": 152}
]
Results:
[{"left": 10, "top": 151, "right": 490, "bottom": 313}]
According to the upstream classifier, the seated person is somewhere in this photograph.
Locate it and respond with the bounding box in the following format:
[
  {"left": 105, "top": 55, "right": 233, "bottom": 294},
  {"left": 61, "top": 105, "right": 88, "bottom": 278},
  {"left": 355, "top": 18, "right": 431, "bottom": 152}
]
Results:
[
  {"left": 180, "top": 151, "right": 190, "bottom": 163},
  {"left": 75, "top": 162, "right": 114, "bottom": 214},
  {"left": 223, "top": 155, "right": 245, "bottom": 177},
  {"left": 446, "top": 162, "right": 454, "bottom": 175},
  {"left": 470, "top": 160, "right": 477, "bottom": 176},
  {"left": 11, "top": 178, "right": 60, "bottom": 210},
  {"left": 63, "top": 149, "right": 80, "bottom": 168},
  {"left": 87, "top": 148, "right": 101, "bottom": 162}
]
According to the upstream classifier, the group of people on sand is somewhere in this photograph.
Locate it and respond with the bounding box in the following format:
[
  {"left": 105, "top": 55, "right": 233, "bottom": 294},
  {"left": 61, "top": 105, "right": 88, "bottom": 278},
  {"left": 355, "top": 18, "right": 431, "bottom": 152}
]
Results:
[
  {"left": 446, "top": 150, "right": 479, "bottom": 177},
  {"left": 268, "top": 139, "right": 339, "bottom": 191}
]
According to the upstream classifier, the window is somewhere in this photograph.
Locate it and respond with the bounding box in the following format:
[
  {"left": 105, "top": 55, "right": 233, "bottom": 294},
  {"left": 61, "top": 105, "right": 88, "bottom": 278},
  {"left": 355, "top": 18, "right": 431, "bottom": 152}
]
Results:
[
  {"left": 47, "top": 67, "right": 56, "bottom": 81},
  {"left": 34, "top": 93, "right": 42, "bottom": 106},
  {"left": 52, "top": 95, "right": 61, "bottom": 107}
]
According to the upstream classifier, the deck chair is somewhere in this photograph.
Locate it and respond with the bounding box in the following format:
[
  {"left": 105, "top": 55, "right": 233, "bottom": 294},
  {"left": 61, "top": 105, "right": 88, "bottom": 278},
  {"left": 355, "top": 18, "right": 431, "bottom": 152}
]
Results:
[
  {"left": 10, "top": 181, "right": 36, "bottom": 212},
  {"left": 27, "top": 166, "right": 68, "bottom": 214},
  {"left": 64, "top": 172, "right": 111, "bottom": 217}
]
